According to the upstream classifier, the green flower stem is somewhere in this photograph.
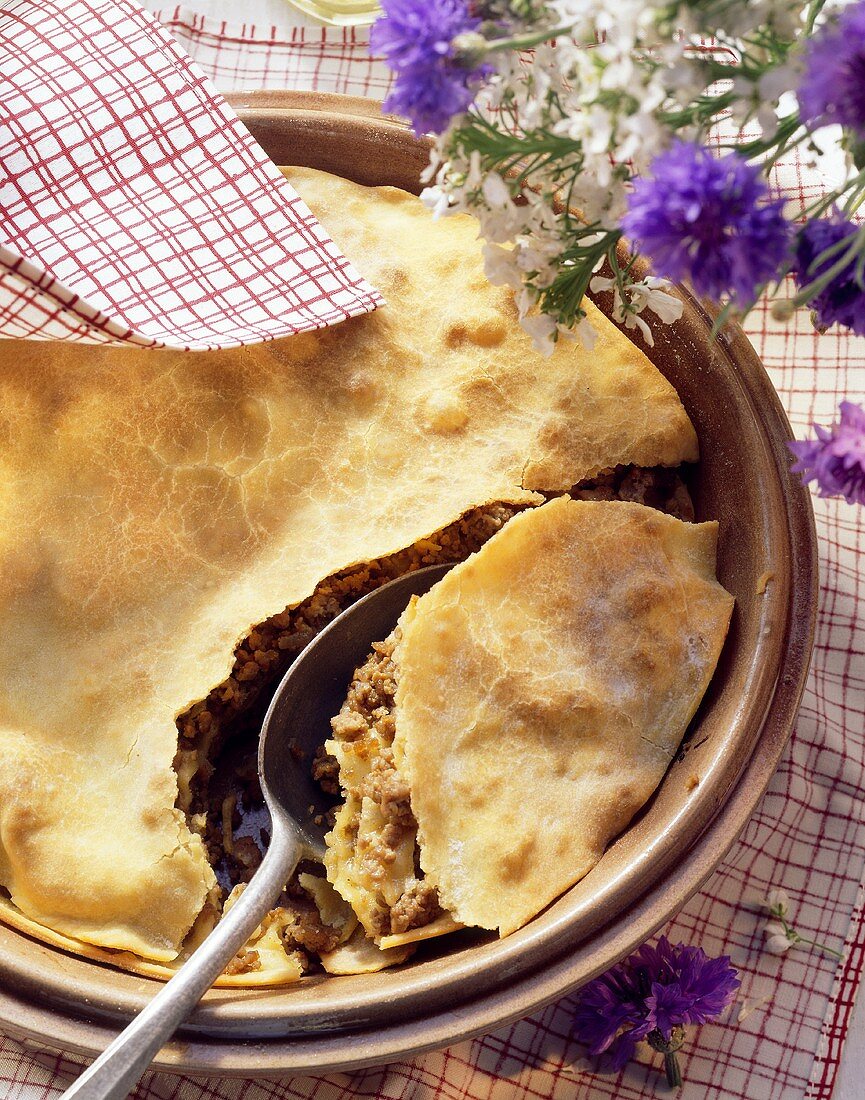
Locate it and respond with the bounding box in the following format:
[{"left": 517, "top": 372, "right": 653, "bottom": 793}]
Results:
[
  {"left": 800, "top": 165, "right": 865, "bottom": 222},
  {"left": 805, "top": 0, "right": 829, "bottom": 35},
  {"left": 659, "top": 88, "right": 738, "bottom": 131},
  {"left": 795, "top": 934, "right": 845, "bottom": 960},
  {"left": 770, "top": 906, "right": 845, "bottom": 960},
  {"left": 485, "top": 24, "right": 575, "bottom": 53},
  {"left": 792, "top": 226, "right": 865, "bottom": 308},
  {"left": 724, "top": 114, "right": 803, "bottom": 166},
  {"left": 648, "top": 1027, "right": 686, "bottom": 1090},
  {"left": 844, "top": 183, "right": 865, "bottom": 217},
  {"left": 532, "top": 229, "right": 625, "bottom": 330},
  {"left": 800, "top": 170, "right": 865, "bottom": 221}
]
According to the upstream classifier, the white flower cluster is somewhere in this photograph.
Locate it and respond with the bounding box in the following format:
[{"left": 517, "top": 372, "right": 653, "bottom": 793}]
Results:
[
  {"left": 759, "top": 887, "right": 844, "bottom": 960},
  {"left": 589, "top": 273, "right": 684, "bottom": 346},
  {"left": 761, "top": 888, "right": 795, "bottom": 955},
  {"left": 419, "top": 0, "right": 807, "bottom": 352}
]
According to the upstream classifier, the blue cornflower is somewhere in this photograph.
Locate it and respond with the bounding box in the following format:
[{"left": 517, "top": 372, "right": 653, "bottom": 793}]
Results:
[
  {"left": 623, "top": 141, "right": 790, "bottom": 306},
  {"left": 371, "top": 0, "right": 492, "bottom": 136},
  {"left": 573, "top": 936, "right": 739, "bottom": 1086},
  {"left": 798, "top": 0, "right": 865, "bottom": 141},
  {"left": 572, "top": 964, "right": 649, "bottom": 1069},
  {"left": 793, "top": 216, "right": 865, "bottom": 337},
  {"left": 789, "top": 401, "right": 865, "bottom": 505}
]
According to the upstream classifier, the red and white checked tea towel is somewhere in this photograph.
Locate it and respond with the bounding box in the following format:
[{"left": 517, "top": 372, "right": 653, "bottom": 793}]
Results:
[
  {"left": 0, "top": 0, "right": 381, "bottom": 348},
  {"left": 2, "top": 6, "right": 864, "bottom": 1099}
]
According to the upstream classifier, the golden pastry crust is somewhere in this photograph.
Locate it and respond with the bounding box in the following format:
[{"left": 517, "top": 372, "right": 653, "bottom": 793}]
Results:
[
  {"left": 393, "top": 499, "right": 734, "bottom": 936},
  {"left": 0, "top": 168, "right": 697, "bottom": 966}
]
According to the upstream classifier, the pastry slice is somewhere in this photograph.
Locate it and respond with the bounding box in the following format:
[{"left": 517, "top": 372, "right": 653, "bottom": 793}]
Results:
[{"left": 325, "top": 498, "right": 734, "bottom": 941}]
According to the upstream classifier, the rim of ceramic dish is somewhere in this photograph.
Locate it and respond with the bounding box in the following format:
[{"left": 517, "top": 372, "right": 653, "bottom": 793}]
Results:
[{"left": 0, "top": 92, "right": 818, "bottom": 1077}]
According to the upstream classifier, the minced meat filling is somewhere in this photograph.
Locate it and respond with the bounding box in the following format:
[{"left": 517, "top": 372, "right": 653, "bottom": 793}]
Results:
[
  {"left": 224, "top": 950, "right": 261, "bottom": 977},
  {"left": 391, "top": 882, "right": 442, "bottom": 935},
  {"left": 311, "top": 745, "right": 340, "bottom": 796},
  {"left": 221, "top": 877, "right": 343, "bottom": 977},
  {"left": 272, "top": 894, "right": 343, "bottom": 959},
  {"left": 327, "top": 632, "right": 443, "bottom": 937},
  {"left": 572, "top": 464, "right": 694, "bottom": 519}
]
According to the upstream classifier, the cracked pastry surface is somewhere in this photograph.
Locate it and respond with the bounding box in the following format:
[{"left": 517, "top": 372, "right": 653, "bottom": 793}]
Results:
[{"left": 0, "top": 167, "right": 697, "bottom": 972}]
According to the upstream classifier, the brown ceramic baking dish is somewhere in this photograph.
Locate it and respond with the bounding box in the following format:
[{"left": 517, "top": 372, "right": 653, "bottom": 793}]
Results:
[{"left": 0, "top": 92, "right": 817, "bottom": 1077}]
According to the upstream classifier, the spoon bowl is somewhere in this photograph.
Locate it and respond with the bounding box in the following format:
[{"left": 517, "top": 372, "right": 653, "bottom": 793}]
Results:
[
  {"left": 61, "top": 563, "right": 452, "bottom": 1099},
  {"left": 261, "top": 561, "right": 453, "bottom": 853}
]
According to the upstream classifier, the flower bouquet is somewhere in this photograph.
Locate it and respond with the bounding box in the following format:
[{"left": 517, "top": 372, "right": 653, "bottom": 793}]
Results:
[{"left": 371, "top": 0, "right": 865, "bottom": 502}]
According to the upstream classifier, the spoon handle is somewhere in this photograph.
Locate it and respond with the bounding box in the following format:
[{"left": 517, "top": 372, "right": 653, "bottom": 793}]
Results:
[{"left": 61, "top": 824, "right": 302, "bottom": 1100}]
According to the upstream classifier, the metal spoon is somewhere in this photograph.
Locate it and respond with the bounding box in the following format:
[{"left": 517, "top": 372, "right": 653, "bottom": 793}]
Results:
[{"left": 61, "top": 563, "right": 451, "bottom": 1100}]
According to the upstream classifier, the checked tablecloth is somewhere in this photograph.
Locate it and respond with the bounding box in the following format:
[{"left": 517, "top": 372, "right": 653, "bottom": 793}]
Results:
[
  {"left": 0, "top": 0, "right": 382, "bottom": 347},
  {"left": 2, "top": 5, "right": 864, "bottom": 1098}
]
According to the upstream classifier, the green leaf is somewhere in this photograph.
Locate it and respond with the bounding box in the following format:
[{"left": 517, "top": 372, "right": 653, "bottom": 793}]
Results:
[{"left": 851, "top": 140, "right": 865, "bottom": 173}]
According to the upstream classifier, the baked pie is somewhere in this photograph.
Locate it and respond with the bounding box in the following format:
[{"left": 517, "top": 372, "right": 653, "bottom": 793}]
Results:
[{"left": 0, "top": 167, "right": 706, "bottom": 984}]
